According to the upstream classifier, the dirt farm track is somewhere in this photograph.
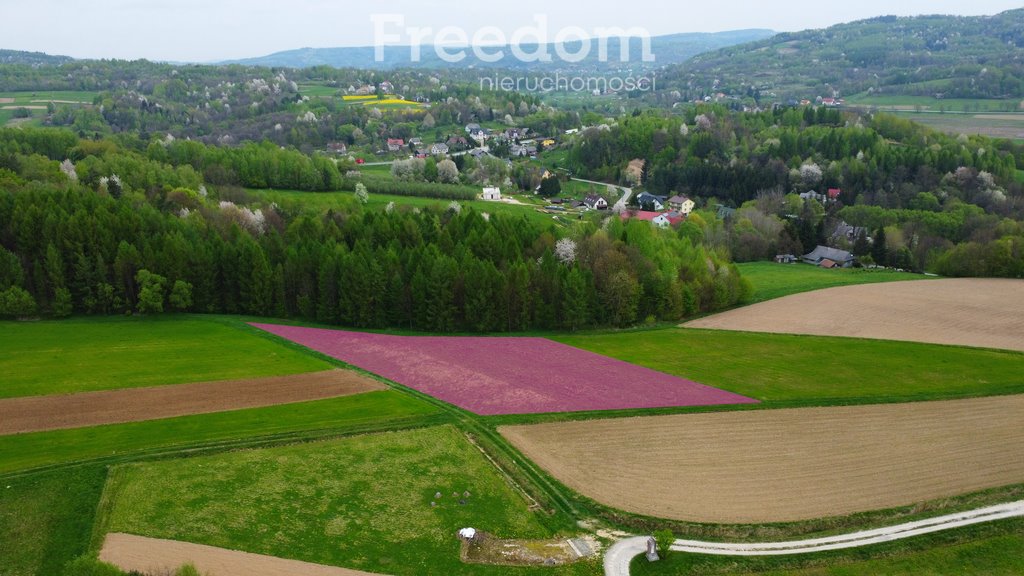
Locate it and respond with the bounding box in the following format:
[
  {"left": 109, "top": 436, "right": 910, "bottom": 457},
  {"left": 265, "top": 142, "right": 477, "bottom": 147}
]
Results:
[
  {"left": 100, "top": 533, "right": 386, "bottom": 576},
  {"left": 0, "top": 370, "right": 386, "bottom": 435},
  {"left": 685, "top": 278, "right": 1024, "bottom": 352},
  {"left": 500, "top": 395, "right": 1024, "bottom": 523}
]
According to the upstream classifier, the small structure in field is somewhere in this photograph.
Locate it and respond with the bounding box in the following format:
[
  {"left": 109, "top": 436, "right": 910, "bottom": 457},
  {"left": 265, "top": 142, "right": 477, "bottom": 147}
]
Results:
[
  {"left": 482, "top": 187, "right": 502, "bottom": 201},
  {"left": 775, "top": 254, "right": 798, "bottom": 264},
  {"left": 459, "top": 527, "right": 478, "bottom": 541},
  {"left": 645, "top": 537, "right": 660, "bottom": 562}
]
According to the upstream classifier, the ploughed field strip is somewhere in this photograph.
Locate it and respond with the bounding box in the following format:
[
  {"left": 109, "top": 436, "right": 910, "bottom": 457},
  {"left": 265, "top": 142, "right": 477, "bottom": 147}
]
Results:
[
  {"left": 686, "top": 278, "right": 1024, "bottom": 352},
  {"left": 0, "top": 370, "right": 386, "bottom": 435},
  {"left": 252, "top": 324, "right": 755, "bottom": 415},
  {"left": 500, "top": 395, "right": 1024, "bottom": 523},
  {"left": 100, "top": 533, "right": 387, "bottom": 576}
]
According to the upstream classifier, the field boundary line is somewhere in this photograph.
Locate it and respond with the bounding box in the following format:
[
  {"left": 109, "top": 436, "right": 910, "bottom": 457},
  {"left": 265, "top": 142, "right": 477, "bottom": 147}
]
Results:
[{"left": 463, "top": 432, "right": 541, "bottom": 510}]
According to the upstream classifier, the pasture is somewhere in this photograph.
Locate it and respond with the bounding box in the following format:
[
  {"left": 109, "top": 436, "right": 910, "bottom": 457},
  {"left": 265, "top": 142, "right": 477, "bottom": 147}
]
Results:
[
  {"left": 735, "top": 262, "right": 925, "bottom": 303},
  {"left": 253, "top": 324, "right": 756, "bottom": 415},
  {"left": 500, "top": 395, "right": 1024, "bottom": 523},
  {"left": 101, "top": 426, "right": 593, "bottom": 576},
  {"left": 0, "top": 317, "right": 330, "bottom": 398},
  {"left": 244, "top": 188, "right": 563, "bottom": 228},
  {"left": 687, "top": 278, "right": 1024, "bottom": 352},
  {"left": 0, "top": 467, "right": 107, "bottom": 576},
  {"left": 554, "top": 328, "right": 1024, "bottom": 406}
]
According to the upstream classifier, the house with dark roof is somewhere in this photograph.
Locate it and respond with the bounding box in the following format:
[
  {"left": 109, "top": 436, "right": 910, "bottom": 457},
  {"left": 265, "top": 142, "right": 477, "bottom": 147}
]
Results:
[
  {"left": 584, "top": 195, "right": 609, "bottom": 210},
  {"left": 803, "top": 245, "right": 855, "bottom": 268}
]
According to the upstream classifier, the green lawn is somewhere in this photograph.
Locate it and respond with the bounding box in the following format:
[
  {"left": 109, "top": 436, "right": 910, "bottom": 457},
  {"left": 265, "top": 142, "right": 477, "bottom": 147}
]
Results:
[
  {"left": 246, "top": 188, "right": 565, "bottom": 227},
  {"left": 631, "top": 518, "right": 1024, "bottom": 576},
  {"left": 554, "top": 328, "right": 1024, "bottom": 405},
  {"left": 0, "top": 391, "right": 440, "bottom": 474},
  {"left": 0, "top": 466, "right": 108, "bottom": 576},
  {"left": 102, "top": 426, "right": 594, "bottom": 576},
  {"left": 0, "top": 317, "right": 330, "bottom": 398},
  {"left": 737, "top": 262, "right": 925, "bottom": 303},
  {"left": 843, "top": 94, "right": 1019, "bottom": 112},
  {"left": 0, "top": 90, "right": 98, "bottom": 105}
]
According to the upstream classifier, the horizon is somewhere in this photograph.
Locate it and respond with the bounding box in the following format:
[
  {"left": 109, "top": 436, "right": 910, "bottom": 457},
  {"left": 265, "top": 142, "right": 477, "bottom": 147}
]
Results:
[{"left": 2, "top": 1, "right": 1021, "bottom": 63}]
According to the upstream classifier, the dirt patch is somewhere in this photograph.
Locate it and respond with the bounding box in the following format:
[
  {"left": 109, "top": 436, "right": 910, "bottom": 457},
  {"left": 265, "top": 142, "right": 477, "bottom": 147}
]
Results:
[
  {"left": 0, "top": 98, "right": 13, "bottom": 104},
  {"left": 0, "top": 105, "right": 46, "bottom": 110},
  {"left": 685, "top": 278, "right": 1024, "bottom": 352},
  {"left": 30, "top": 99, "right": 85, "bottom": 104},
  {"left": 461, "top": 532, "right": 593, "bottom": 566},
  {"left": 100, "top": 533, "right": 386, "bottom": 576},
  {"left": 500, "top": 395, "right": 1024, "bottom": 523},
  {"left": 0, "top": 370, "right": 386, "bottom": 435}
]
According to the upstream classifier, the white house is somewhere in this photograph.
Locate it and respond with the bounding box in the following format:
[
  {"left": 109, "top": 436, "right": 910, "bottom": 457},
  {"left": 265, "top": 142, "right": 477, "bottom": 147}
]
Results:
[
  {"left": 584, "top": 195, "right": 609, "bottom": 210},
  {"left": 430, "top": 143, "right": 450, "bottom": 156},
  {"left": 482, "top": 187, "right": 502, "bottom": 201},
  {"left": 668, "top": 194, "right": 696, "bottom": 215}
]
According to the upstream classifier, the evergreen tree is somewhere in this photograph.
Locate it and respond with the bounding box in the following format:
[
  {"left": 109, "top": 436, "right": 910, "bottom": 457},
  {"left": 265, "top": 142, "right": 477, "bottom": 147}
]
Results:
[{"left": 872, "top": 227, "right": 888, "bottom": 266}]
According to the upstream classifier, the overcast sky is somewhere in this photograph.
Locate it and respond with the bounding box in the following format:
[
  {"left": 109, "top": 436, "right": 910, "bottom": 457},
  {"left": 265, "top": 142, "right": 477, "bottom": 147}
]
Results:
[{"left": 5, "top": 0, "right": 1022, "bottom": 62}]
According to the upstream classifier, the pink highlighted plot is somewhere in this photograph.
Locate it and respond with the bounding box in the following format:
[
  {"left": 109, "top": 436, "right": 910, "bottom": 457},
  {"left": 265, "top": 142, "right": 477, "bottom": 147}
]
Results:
[{"left": 252, "top": 324, "right": 757, "bottom": 415}]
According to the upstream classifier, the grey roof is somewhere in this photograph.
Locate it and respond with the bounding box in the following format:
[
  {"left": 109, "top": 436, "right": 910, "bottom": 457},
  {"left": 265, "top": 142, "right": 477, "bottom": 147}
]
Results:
[{"left": 803, "top": 245, "right": 854, "bottom": 263}]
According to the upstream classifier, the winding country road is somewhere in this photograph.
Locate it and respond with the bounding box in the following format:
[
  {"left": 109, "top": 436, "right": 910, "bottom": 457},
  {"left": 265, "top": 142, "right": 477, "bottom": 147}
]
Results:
[
  {"left": 604, "top": 500, "right": 1024, "bottom": 575},
  {"left": 570, "top": 178, "right": 633, "bottom": 210}
]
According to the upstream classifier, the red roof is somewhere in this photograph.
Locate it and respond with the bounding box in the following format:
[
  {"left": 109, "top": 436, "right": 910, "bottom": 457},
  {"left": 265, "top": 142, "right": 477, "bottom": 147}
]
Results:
[
  {"left": 620, "top": 211, "right": 663, "bottom": 222},
  {"left": 387, "top": 138, "right": 405, "bottom": 146},
  {"left": 828, "top": 188, "right": 842, "bottom": 199}
]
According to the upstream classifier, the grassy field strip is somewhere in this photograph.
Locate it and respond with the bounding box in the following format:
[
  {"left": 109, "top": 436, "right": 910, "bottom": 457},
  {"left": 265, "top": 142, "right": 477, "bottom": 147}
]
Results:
[
  {"left": 554, "top": 328, "right": 1024, "bottom": 405},
  {"left": 0, "top": 392, "right": 442, "bottom": 475},
  {"left": 608, "top": 502, "right": 1024, "bottom": 574},
  {"left": 0, "top": 318, "right": 331, "bottom": 398},
  {"left": 735, "top": 262, "right": 925, "bottom": 303}
]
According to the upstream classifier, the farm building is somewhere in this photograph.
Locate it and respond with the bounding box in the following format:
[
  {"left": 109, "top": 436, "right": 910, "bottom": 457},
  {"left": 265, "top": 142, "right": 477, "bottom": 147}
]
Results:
[
  {"left": 775, "top": 254, "right": 798, "bottom": 264},
  {"left": 482, "top": 187, "right": 502, "bottom": 201},
  {"left": 803, "top": 246, "right": 854, "bottom": 268}
]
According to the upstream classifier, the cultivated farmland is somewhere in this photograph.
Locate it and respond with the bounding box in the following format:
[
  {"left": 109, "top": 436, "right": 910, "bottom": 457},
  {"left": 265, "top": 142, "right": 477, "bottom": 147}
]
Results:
[
  {"left": 686, "top": 278, "right": 1024, "bottom": 352},
  {"left": 0, "top": 369, "right": 386, "bottom": 435},
  {"left": 252, "top": 324, "right": 756, "bottom": 415},
  {"left": 500, "top": 395, "right": 1024, "bottom": 523}
]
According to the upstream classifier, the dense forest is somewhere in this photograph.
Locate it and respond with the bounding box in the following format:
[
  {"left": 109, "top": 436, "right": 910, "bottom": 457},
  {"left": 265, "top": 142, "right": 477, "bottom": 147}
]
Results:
[{"left": 0, "top": 127, "right": 750, "bottom": 326}]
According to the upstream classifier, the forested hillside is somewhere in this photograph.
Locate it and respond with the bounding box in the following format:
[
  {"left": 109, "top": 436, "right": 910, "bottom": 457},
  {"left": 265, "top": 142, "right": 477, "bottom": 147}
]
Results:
[
  {"left": 0, "top": 128, "right": 750, "bottom": 327},
  {"left": 657, "top": 9, "right": 1024, "bottom": 102}
]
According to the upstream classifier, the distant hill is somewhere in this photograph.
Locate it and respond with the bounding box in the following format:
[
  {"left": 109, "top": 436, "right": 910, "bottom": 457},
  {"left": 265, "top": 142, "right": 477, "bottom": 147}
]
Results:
[
  {"left": 222, "top": 30, "right": 775, "bottom": 71},
  {"left": 660, "top": 9, "right": 1024, "bottom": 101},
  {"left": 0, "top": 49, "right": 73, "bottom": 66}
]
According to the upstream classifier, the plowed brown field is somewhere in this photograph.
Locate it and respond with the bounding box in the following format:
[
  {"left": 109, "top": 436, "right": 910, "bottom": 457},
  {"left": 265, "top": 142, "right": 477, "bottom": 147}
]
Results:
[
  {"left": 100, "top": 533, "right": 386, "bottom": 576},
  {"left": 500, "top": 395, "right": 1024, "bottom": 523},
  {"left": 0, "top": 370, "right": 386, "bottom": 435},
  {"left": 685, "top": 278, "right": 1024, "bottom": 352}
]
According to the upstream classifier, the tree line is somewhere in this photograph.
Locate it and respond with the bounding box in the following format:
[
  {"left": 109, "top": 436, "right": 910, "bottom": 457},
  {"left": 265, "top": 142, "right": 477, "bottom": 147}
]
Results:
[{"left": 0, "top": 127, "right": 750, "bottom": 327}]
